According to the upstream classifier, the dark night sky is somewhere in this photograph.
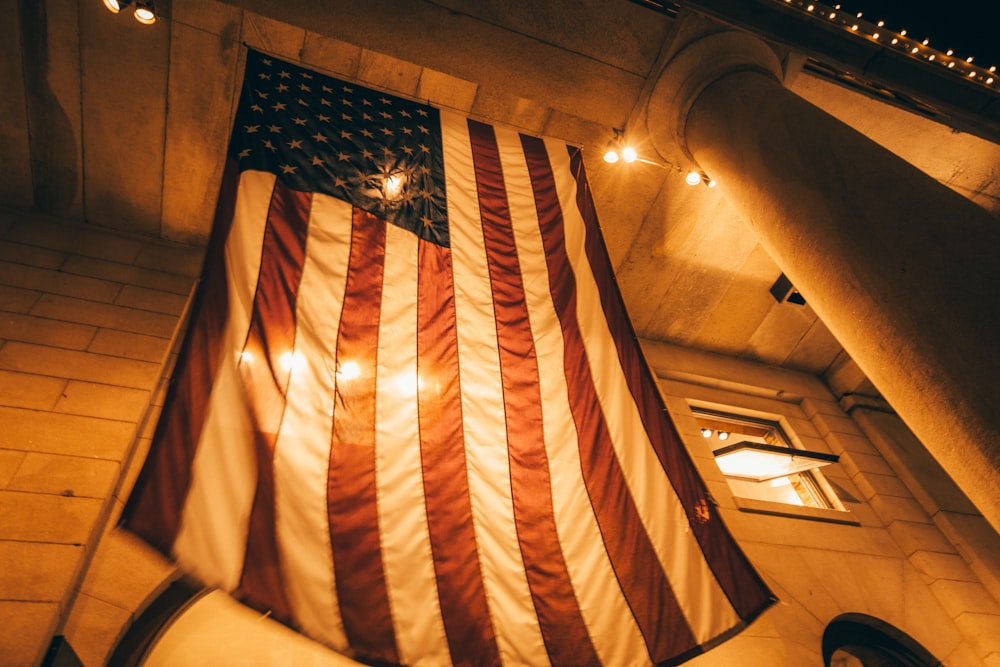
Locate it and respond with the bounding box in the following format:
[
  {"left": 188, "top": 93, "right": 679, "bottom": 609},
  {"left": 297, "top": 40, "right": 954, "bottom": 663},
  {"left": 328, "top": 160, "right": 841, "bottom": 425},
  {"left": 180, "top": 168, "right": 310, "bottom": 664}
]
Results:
[{"left": 841, "top": 0, "right": 1000, "bottom": 66}]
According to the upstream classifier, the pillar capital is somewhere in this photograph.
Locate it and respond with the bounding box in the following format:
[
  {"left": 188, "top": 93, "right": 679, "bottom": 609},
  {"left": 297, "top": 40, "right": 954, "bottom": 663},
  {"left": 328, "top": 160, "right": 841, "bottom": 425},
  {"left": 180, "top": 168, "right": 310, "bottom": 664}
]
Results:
[{"left": 647, "top": 30, "right": 783, "bottom": 163}]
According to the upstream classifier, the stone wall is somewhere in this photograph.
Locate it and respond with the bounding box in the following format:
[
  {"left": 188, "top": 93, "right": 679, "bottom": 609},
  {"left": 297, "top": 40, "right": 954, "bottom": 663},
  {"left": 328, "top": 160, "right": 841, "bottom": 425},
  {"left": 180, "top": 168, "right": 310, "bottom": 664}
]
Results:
[{"left": 0, "top": 209, "right": 199, "bottom": 666}]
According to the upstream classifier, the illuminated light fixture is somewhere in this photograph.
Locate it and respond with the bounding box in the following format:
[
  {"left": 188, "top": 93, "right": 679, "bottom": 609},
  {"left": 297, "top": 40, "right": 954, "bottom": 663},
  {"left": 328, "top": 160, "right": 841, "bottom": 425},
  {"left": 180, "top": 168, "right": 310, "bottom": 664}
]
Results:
[
  {"left": 603, "top": 141, "right": 620, "bottom": 163},
  {"left": 990, "top": 66, "right": 997, "bottom": 72},
  {"left": 336, "top": 360, "right": 362, "bottom": 381},
  {"left": 922, "top": 38, "right": 929, "bottom": 45},
  {"left": 134, "top": 0, "right": 156, "bottom": 24},
  {"left": 967, "top": 56, "right": 974, "bottom": 63},
  {"left": 948, "top": 61, "right": 956, "bottom": 68},
  {"left": 872, "top": 32, "right": 880, "bottom": 39},
  {"left": 685, "top": 170, "right": 702, "bottom": 186},
  {"left": 828, "top": 11, "right": 836, "bottom": 19},
  {"left": 856, "top": 11, "right": 862, "bottom": 17},
  {"left": 946, "top": 49, "right": 954, "bottom": 56},
  {"left": 899, "top": 29, "right": 907, "bottom": 36},
  {"left": 621, "top": 145, "right": 637, "bottom": 163},
  {"left": 969, "top": 71, "right": 977, "bottom": 77},
  {"left": 102, "top": 0, "right": 132, "bottom": 12},
  {"left": 877, "top": 20, "right": 885, "bottom": 27},
  {"left": 929, "top": 54, "right": 936, "bottom": 61},
  {"left": 701, "top": 428, "right": 713, "bottom": 438},
  {"left": 988, "top": 77, "right": 995, "bottom": 84},
  {"left": 890, "top": 38, "right": 898, "bottom": 45},
  {"left": 851, "top": 24, "right": 858, "bottom": 31},
  {"left": 911, "top": 47, "right": 919, "bottom": 54},
  {"left": 706, "top": 178, "right": 717, "bottom": 188},
  {"left": 717, "top": 431, "right": 730, "bottom": 441},
  {"left": 713, "top": 441, "right": 839, "bottom": 482},
  {"left": 806, "top": 4, "right": 814, "bottom": 11}
]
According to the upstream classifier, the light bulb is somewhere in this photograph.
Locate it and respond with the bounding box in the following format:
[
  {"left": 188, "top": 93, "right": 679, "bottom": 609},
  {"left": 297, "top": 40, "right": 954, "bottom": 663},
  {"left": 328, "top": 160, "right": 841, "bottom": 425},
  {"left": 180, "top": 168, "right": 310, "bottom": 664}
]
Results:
[
  {"left": 701, "top": 428, "right": 713, "bottom": 438},
  {"left": 621, "top": 146, "right": 637, "bottom": 163},
  {"left": 967, "top": 56, "right": 974, "bottom": 63},
  {"left": 102, "top": 0, "right": 129, "bottom": 12},
  {"left": 717, "top": 431, "right": 729, "bottom": 441},
  {"left": 872, "top": 32, "right": 880, "bottom": 39},
  {"left": 134, "top": 0, "right": 156, "bottom": 24},
  {"left": 603, "top": 147, "right": 619, "bottom": 163},
  {"left": 706, "top": 179, "right": 717, "bottom": 188},
  {"left": 685, "top": 171, "right": 702, "bottom": 186}
]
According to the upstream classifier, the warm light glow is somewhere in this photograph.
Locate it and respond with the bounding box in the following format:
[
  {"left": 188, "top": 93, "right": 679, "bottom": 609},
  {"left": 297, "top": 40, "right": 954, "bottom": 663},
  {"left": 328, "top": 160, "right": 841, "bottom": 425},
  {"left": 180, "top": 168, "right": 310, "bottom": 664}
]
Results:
[
  {"left": 714, "top": 441, "right": 838, "bottom": 482},
  {"left": 929, "top": 54, "right": 936, "bottom": 61},
  {"left": 240, "top": 350, "right": 253, "bottom": 363},
  {"left": 969, "top": 71, "right": 977, "bottom": 77},
  {"left": 890, "top": 38, "right": 898, "bottom": 45},
  {"left": 701, "top": 428, "right": 713, "bottom": 438},
  {"left": 382, "top": 173, "right": 404, "bottom": 200},
  {"left": 395, "top": 370, "right": 425, "bottom": 397},
  {"left": 806, "top": 4, "right": 814, "bottom": 11},
  {"left": 851, "top": 24, "right": 858, "bottom": 31},
  {"left": 855, "top": 11, "right": 862, "bottom": 17},
  {"left": 946, "top": 49, "right": 954, "bottom": 56},
  {"left": 872, "top": 32, "right": 880, "bottom": 39},
  {"left": 621, "top": 146, "right": 637, "bottom": 163},
  {"left": 828, "top": 12, "right": 836, "bottom": 19},
  {"left": 279, "top": 350, "right": 307, "bottom": 373},
  {"left": 911, "top": 47, "right": 918, "bottom": 54},
  {"left": 603, "top": 147, "right": 619, "bottom": 163},
  {"left": 877, "top": 20, "right": 885, "bottom": 27},
  {"left": 967, "top": 56, "right": 974, "bottom": 63},
  {"left": 717, "top": 431, "right": 729, "bottom": 441},
  {"left": 948, "top": 62, "right": 956, "bottom": 68},
  {"left": 922, "top": 39, "right": 929, "bottom": 45},
  {"left": 990, "top": 66, "right": 997, "bottom": 73},
  {"left": 134, "top": 1, "right": 156, "bottom": 24},
  {"left": 706, "top": 179, "right": 717, "bottom": 188},
  {"left": 685, "top": 170, "right": 702, "bottom": 186},
  {"left": 102, "top": 0, "right": 124, "bottom": 12},
  {"left": 989, "top": 77, "right": 996, "bottom": 84},
  {"left": 899, "top": 29, "right": 907, "bottom": 36},
  {"left": 336, "top": 360, "right": 361, "bottom": 382}
]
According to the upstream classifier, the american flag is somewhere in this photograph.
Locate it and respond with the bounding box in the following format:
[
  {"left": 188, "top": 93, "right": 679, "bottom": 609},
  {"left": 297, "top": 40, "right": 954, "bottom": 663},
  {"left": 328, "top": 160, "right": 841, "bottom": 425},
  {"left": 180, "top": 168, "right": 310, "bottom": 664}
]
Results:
[{"left": 124, "top": 49, "right": 774, "bottom": 666}]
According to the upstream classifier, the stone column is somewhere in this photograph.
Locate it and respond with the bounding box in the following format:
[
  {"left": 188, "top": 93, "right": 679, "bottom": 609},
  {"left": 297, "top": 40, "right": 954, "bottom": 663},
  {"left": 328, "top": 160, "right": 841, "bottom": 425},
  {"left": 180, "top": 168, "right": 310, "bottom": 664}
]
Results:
[{"left": 647, "top": 27, "right": 1000, "bottom": 532}]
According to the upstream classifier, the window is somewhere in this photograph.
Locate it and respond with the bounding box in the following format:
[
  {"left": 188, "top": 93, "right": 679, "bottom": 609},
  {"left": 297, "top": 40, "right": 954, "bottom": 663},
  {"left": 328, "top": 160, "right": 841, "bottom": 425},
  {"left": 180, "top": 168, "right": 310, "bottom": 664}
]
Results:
[{"left": 692, "top": 407, "right": 838, "bottom": 509}]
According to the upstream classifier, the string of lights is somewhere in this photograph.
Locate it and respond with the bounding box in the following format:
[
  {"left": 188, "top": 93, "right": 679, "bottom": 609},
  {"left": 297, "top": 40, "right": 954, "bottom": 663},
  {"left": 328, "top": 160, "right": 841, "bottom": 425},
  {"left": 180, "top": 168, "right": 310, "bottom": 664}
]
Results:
[{"left": 779, "top": 0, "right": 996, "bottom": 87}]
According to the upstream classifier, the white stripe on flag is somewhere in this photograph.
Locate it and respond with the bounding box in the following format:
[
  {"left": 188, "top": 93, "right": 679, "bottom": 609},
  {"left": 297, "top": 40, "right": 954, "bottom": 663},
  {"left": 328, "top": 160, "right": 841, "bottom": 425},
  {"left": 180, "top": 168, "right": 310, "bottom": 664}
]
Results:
[
  {"left": 545, "top": 139, "right": 742, "bottom": 642},
  {"left": 272, "top": 192, "right": 354, "bottom": 651},
  {"left": 493, "top": 127, "right": 652, "bottom": 666},
  {"left": 375, "top": 222, "right": 452, "bottom": 666},
  {"left": 442, "top": 110, "right": 548, "bottom": 665},
  {"left": 173, "top": 170, "right": 274, "bottom": 589}
]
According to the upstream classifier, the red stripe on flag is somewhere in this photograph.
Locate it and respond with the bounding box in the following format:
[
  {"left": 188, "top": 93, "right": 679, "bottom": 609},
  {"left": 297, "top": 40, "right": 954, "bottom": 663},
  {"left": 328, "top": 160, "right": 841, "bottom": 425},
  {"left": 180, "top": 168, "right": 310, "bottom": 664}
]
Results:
[
  {"left": 566, "top": 147, "right": 774, "bottom": 624},
  {"left": 521, "top": 134, "right": 699, "bottom": 663},
  {"left": 326, "top": 209, "right": 399, "bottom": 663},
  {"left": 416, "top": 238, "right": 501, "bottom": 667},
  {"left": 121, "top": 159, "right": 240, "bottom": 552},
  {"left": 469, "top": 120, "right": 601, "bottom": 666},
  {"left": 235, "top": 179, "right": 312, "bottom": 623}
]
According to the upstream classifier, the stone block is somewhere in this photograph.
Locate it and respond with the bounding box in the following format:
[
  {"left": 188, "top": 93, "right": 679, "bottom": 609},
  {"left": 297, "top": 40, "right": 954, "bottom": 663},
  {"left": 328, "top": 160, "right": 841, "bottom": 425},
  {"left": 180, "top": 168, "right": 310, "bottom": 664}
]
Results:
[
  {"left": 809, "top": 410, "right": 864, "bottom": 438},
  {"left": 853, "top": 471, "right": 912, "bottom": 500},
  {"left": 870, "top": 495, "right": 932, "bottom": 526},
  {"left": 0, "top": 241, "right": 66, "bottom": 270},
  {"left": 910, "top": 550, "right": 978, "bottom": 585},
  {"left": 0, "top": 285, "right": 40, "bottom": 313},
  {"left": 301, "top": 31, "right": 363, "bottom": 79},
  {"left": 955, "top": 613, "right": 1000, "bottom": 655},
  {"left": 6, "top": 218, "right": 143, "bottom": 264},
  {"left": 0, "top": 260, "right": 121, "bottom": 303},
  {"left": 7, "top": 452, "right": 120, "bottom": 499},
  {"left": 825, "top": 430, "right": 879, "bottom": 456},
  {"left": 0, "top": 490, "right": 102, "bottom": 543},
  {"left": 0, "top": 541, "right": 83, "bottom": 601},
  {"left": 888, "top": 520, "right": 957, "bottom": 556},
  {"left": 0, "top": 405, "right": 136, "bottom": 460},
  {"left": 61, "top": 255, "right": 194, "bottom": 295},
  {"left": 115, "top": 284, "right": 188, "bottom": 316},
  {"left": 79, "top": 528, "right": 175, "bottom": 614},
  {"left": 0, "top": 600, "right": 60, "bottom": 667},
  {"left": 0, "top": 448, "right": 26, "bottom": 487},
  {"left": 0, "top": 311, "right": 96, "bottom": 350},
  {"left": 840, "top": 450, "right": 896, "bottom": 477},
  {"left": 930, "top": 580, "right": 1000, "bottom": 618},
  {"left": 30, "top": 293, "right": 179, "bottom": 338},
  {"left": 0, "top": 369, "right": 66, "bottom": 410},
  {"left": 0, "top": 341, "right": 161, "bottom": 390},
  {"left": 61, "top": 592, "right": 133, "bottom": 667},
  {"left": 54, "top": 380, "right": 151, "bottom": 422},
  {"left": 88, "top": 328, "right": 171, "bottom": 363}
]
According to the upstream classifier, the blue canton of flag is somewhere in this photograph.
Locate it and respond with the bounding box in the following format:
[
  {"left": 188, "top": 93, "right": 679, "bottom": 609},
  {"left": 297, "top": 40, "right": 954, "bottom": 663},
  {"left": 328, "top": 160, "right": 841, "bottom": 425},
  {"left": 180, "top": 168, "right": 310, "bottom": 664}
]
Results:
[{"left": 231, "top": 50, "right": 449, "bottom": 246}]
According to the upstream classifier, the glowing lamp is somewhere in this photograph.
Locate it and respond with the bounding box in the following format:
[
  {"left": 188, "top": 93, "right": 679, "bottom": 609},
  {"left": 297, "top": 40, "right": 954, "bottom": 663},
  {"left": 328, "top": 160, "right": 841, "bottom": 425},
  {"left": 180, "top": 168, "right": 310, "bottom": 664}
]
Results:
[
  {"left": 685, "top": 170, "right": 702, "bottom": 186},
  {"left": 103, "top": 0, "right": 131, "bottom": 12},
  {"left": 714, "top": 441, "right": 838, "bottom": 482},
  {"left": 134, "top": 0, "right": 156, "bottom": 24}
]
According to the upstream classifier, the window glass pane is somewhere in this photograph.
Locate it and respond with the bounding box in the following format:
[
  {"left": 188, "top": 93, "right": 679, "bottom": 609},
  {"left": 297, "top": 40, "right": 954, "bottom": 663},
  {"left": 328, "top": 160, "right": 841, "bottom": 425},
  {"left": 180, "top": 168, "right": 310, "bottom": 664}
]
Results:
[{"left": 692, "top": 407, "right": 834, "bottom": 509}]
